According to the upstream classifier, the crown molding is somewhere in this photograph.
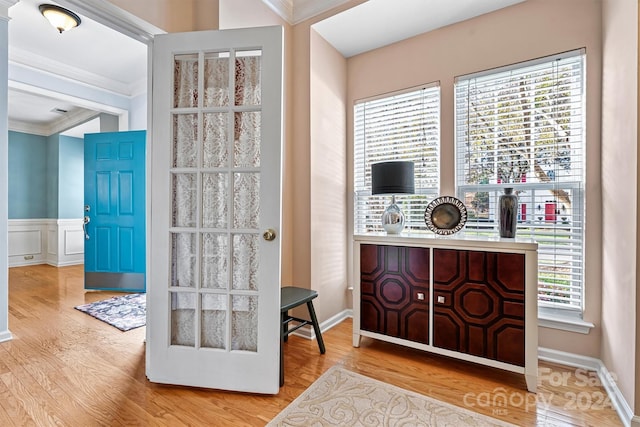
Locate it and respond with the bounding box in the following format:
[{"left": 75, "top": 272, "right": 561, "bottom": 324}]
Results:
[
  {"left": 10, "top": 47, "right": 136, "bottom": 97},
  {"left": 261, "top": 0, "right": 353, "bottom": 24},
  {"left": 0, "top": 0, "right": 18, "bottom": 19},
  {"left": 9, "top": 120, "right": 49, "bottom": 136},
  {"left": 291, "top": 0, "right": 353, "bottom": 24},
  {"left": 49, "top": 108, "right": 100, "bottom": 136},
  {"left": 261, "top": 0, "right": 294, "bottom": 23},
  {"left": 9, "top": 109, "right": 99, "bottom": 137},
  {"left": 9, "top": 80, "right": 129, "bottom": 124},
  {"left": 55, "top": 0, "right": 164, "bottom": 43},
  {"left": 129, "top": 78, "right": 148, "bottom": 98},
  {"left": 262, "top": 0, "right": 293, "bottom": 24}
]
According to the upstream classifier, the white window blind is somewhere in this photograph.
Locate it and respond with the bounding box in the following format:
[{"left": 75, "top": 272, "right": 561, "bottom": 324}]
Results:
[
  {"left": 455, "top": 49, "right": 585, "bottom": 311},
  {"left": 354, "top": 84, "right": 440, "bottom": 233}
]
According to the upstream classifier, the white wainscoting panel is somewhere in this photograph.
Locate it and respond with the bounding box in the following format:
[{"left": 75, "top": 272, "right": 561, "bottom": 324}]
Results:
[
  {"left": 58, "top": 220, "right": 84, "bottom": 266},
  {"left": 8, "top": 219, "right": 47, "bottom": 266},
  {"left": 9, "top": 229, "right": 41, "bottom": 255},
  {"left": 48, "top": 227, "right": 57, "bottom": 256},
  {"left": 9, "top": 219, "right": 84, "bottom": 267},
  {"left": 65, "top": 229, "right": 84, "bottom": 255},
  {"left": 58, "top": 219, "right": 84, "bottom": 265}
]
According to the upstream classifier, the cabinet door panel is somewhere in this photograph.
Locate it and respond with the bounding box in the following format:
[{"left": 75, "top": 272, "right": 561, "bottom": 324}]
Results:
[
  {"left": 360, "top": 245, "right": 430, "bottom": 344},
  {"left": 433, "top": 249, "right": 525, "bottom": 366}
]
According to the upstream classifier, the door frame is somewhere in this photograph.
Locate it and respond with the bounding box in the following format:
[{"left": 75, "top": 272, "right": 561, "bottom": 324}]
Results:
[{"left": 1, "top": 0, "right": 163, "bottom": 342}]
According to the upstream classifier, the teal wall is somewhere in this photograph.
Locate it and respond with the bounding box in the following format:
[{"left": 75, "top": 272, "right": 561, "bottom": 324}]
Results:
[
  {"left": 46, "top": 134, "right": 59, "bottom": 219},
  {"left": 8, "top": 131, "right": 48, "bottom": 219},
  {"left": 58, "top": 135, "right": 84, "bottom": 219},
  {"left": 8, "top": 131, "right": 83, "bottom": 220}
]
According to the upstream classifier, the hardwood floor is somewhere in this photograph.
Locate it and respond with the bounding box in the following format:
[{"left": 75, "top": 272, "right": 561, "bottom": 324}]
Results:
[{"left": 1, "top": 264, "right": 622, "bottom": 426}]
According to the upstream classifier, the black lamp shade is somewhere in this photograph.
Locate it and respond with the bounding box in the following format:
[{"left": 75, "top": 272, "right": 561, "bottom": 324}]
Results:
[{"left": 371, "top": 161, "right": 415, "bottom": 195}]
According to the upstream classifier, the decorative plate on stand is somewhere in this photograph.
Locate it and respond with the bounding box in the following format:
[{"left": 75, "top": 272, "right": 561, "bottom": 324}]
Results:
[{"left": 424, "top": 196, "right": 467, "bottom": 235}]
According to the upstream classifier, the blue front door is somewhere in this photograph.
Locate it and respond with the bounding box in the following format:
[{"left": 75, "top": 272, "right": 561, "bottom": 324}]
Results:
[{"left": 84, "top": 130, "right": 146, "bottom": 291}]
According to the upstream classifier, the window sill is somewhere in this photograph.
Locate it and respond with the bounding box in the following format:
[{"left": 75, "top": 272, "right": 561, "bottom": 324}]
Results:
[{"left": 538, "top": 308, "right": 594, "bottom": 334}]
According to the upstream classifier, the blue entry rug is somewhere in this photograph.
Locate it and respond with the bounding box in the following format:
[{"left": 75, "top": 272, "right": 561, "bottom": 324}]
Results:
[{"left": 75, "top": 293, "right": 146, "bottom": 331}]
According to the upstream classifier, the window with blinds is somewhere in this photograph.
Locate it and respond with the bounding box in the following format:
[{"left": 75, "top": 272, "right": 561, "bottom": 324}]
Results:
[
  {"left": 455, "top": 49, "right": 585, "bottom": 312},
  {"left": 354, "top": 84, "right": 440, "bottom": 233}
]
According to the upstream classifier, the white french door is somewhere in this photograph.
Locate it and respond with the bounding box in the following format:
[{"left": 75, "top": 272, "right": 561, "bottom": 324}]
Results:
[{"left": 147, "top": 26, "right": 284, "bottom": 393}]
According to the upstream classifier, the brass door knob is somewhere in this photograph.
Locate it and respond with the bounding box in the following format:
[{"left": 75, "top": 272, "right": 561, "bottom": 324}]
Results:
[{"left": 263, "top": 229, "right": 276, "bottom": 241}]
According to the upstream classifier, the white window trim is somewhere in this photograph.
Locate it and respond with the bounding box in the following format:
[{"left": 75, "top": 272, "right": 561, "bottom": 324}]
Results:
[{"left": 538, "top": 307, "right": 594, "bottom": 334}]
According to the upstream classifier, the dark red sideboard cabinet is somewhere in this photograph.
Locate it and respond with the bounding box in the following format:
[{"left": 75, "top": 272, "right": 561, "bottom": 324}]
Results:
[
  {"left": 360, "top": 245, "right": 431, "bottom": 344},
  {"left": 353, "top": 235, "right": 538, "bottom": 392}
]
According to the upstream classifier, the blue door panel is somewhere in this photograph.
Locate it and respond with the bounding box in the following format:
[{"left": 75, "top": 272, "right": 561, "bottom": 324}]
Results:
[
  {"left": 119, "top": 172, "right": 134, "bottom": 215},
  {"left": 96, "top": 172, "right": 111, "bottom": 215},
  {"left": 95, "top": 227, "right": 111, "bottom": 270},
  {"left": 119, "top": 227, "right": 134, "bottom": 271},
  {"left": 119, "top": 142, "right": 134, "bottom": 159},
  {"left": 96, "top": 142, "right": 111, "bottom": 160}
]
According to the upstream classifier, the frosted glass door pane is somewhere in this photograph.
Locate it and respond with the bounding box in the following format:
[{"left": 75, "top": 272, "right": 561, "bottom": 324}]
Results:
[
  {"left": 201, "top": 233, "right": 228, "bottom": 289},
  {"left": 171, "top": 233, "right": 196, "bottom": 288},
  {"left": 173, "top": 114, "right": 198, "bottom": 168},
  {"left": 202, "top": 294, "right": 227, "bottom": 349},
  {"left": 174, "top": 54, "right": 198, "bottom": 108},
  {"left": 202, "top": 173, "right": 228, "bottom": 228},
  {"left": 233, "top": 112, "right": 260, "bottom": 168},
  {"left": 171, "top": 292, "right": 196, "bottom": 346},
  {"left": 232, "top": 234, "right": 258, "bottom": 291},
  {"left": 235, "top": 55, "right": 261, "bottom": 106},
  {"left": 203, "top": 113, "right": 229, "bottom": 168},
  {"left": 231, "top": 295, "right": 258, "bottom": 352},
  {"left": 172, "top": 173, "right": 197, "bottom": 227},
  {"left": 233, "top": 173, "right": 260, "bottom": 228},
  {"left": 204, "top": 54, "right": 230, "bottom": 107}
]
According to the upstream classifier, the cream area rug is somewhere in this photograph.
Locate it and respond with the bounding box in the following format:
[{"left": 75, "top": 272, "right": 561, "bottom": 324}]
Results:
[{"left": 268, "top": 366, "right": 517, "bottom": 427}]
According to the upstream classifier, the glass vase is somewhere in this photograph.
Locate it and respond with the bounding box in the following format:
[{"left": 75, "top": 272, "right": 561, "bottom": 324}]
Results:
[
  {"left": 499, "top": 188, "right": 518, "bottom": 238},
  {"left": 381, "top": 195, "right": 405, "bottom": 234}
]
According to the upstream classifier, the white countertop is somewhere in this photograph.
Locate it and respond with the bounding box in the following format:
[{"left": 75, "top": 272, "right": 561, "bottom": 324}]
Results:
[{"left": 353, "top": 231, "right": 538, "bottom": 251}]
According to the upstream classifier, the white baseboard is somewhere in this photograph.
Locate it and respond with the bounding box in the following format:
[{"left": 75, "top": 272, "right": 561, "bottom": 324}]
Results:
[
  {"left": 539, "top": 347, "right": 634, "bottom": 427},
  {"left": 0, "top": 329, "right": 13, "bottom": 343},
  {"left": 287, "top": 309, "right": 352, "bottom": 340}
]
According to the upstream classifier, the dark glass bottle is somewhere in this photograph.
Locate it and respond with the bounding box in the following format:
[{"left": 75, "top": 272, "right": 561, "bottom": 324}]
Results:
[{"left": 499, "top": 188, "right": 518, "bottom": 238}]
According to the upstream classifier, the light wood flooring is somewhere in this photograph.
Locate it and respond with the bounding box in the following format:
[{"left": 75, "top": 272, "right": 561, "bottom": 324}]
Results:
[{"left": 1, "top": 264, "right": 623, "bottom": 426}]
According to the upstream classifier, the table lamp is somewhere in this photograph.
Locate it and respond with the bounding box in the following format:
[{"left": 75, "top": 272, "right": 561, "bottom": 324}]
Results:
[{"left": 371, "top": 161, "right": 415, "bottom": 234}]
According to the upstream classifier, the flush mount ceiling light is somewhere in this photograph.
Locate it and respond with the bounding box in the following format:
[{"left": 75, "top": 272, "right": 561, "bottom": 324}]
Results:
[{"left": 39, "top": 4, "right": 81, "bottom": 33}]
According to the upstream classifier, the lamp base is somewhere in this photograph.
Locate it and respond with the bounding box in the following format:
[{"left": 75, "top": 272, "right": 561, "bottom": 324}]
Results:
[{"left": 381, "top": 201, "right": 405, "bottom": 234}]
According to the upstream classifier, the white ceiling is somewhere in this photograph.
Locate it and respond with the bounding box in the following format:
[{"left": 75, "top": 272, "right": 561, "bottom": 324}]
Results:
[
  {"left": 8, "top": 0, "right": 147, "bottom": 137},
  {"left": 311, "top": 0, "right": 525, "bottom": 58},
  {"left": 7, "top": 0, "right": 525, "bottom": 138}
]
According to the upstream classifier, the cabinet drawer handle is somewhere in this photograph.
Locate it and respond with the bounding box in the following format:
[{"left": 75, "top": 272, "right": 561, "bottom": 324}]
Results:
[{"left": 437, "top": 295, "right": 446, "bottom": 304}]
